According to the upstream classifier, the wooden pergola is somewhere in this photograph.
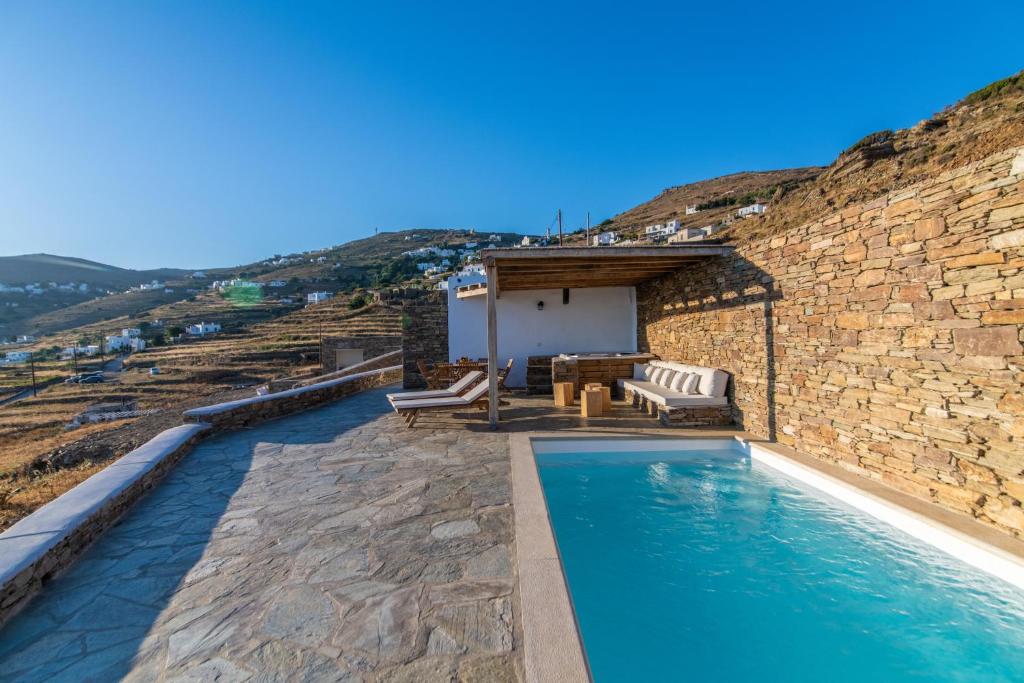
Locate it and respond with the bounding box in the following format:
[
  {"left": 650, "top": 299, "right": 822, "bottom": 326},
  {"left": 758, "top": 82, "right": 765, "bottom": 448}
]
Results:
[{"left": 480, "top": 245, "right": 733, "bottom": 427}]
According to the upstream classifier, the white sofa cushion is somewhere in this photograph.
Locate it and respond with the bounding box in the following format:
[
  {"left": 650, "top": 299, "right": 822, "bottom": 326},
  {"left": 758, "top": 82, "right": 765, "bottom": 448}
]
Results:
[
  {"left": 659, "top": 370, "right": 678, "bottom": 389},
  {"left": 617, "top": 379, "right": 729, "bottom": 408},
  {"left": 669, "top": 371, "right": 687, "bottom": 392},
  {"left": 681, "top": 373, "right": 700, "bottom": 395},
  {"left": 650, "top": 367, "right": 667, "bottom": 384},
  {"left": 633, "top": 363, "right": 649, "bottom": 381},
  {"left": 642, "top": 364, "right": 656, "bottom": 381},
  {"left": 648, "top": 361, "right": 728, "bottom": 398}
]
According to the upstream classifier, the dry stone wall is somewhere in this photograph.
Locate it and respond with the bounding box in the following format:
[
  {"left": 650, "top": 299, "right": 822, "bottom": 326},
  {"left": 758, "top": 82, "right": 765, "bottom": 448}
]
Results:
[
  {"left": 401, "top": 291, "right": 449, "bottom": 388},
  {"left": 638, "top": 146, "right": 1024, "bottom": 538}
]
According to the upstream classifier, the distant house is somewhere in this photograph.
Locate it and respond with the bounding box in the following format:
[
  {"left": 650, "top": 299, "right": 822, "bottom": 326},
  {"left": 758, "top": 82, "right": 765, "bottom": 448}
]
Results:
[
  {"left": 685, "top": 205, "right": 700, "bottom": 215},
  {"left": 307, "top": 292, "right": 332, "bottom": 304},
  {"left": 268, "top": 280, "right": 287, "bottom": 288},
  {"left": 592, "top": 231, "right": 618, "bottom": 246},
  {"left": 105, "top": 335, "right": 127, "bottom": 351},
  {"left": 129, "top": 337, "right": 146, "bottom": 352},
  {"left": 645, "top": 223, "right": 679, "bottom": 239},
  {"left": 669, "top": 228, "right": 709, "bottom": 242},
  {"left": 520, "top": 236, "right": 532, "bottom": 247},
  {"left": 16, "top": 335, "right": 35, "bottom": 343},
  {"left": 416, "top": 262, "right": 438, "bottom": 272},
  {"left": 5, "top": 351, "right": 31, "bottom": 362},
  {"left": 191, "top": 271, "right": 207, "bottom": 279},
  {"left": 61, "top": 345, "right": 100, "bottom": 360},
  {"left": 186, "top": 322, "right": 222, "bottom": 336},
  {"left": 738, "top": 202, "right": 768, "bottom": 218},
  {"left": 122, "top": 328, "right": 142, "bottom": 338}
]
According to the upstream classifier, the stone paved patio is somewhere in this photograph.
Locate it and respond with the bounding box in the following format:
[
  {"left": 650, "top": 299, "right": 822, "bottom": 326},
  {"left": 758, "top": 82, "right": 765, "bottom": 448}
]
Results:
[{"left": 0, "top": 387, "right": 520, "bottom": 682}]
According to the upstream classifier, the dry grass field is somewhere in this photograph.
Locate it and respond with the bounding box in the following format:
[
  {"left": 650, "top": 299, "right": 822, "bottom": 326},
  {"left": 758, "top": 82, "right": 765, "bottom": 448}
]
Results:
[{"left": 0, "top": 292, "right": 401, "bottom": 530}]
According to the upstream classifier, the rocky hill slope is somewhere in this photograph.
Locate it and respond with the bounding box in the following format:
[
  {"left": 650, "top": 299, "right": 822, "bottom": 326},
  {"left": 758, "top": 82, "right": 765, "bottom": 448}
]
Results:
[{"left": 588, "top": 70, "right": 1024, "bottom": 245}]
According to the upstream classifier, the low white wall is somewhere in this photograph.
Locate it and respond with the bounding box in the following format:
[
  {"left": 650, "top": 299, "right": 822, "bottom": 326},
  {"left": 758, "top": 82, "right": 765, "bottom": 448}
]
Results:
[{"left": 447, "top": 276, "right": 637, "bottom": 387}]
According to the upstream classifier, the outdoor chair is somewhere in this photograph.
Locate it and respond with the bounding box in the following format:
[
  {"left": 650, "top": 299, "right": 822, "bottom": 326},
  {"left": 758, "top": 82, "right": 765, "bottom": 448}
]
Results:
[
  {"left": 386, "top": 370, "right": 484, "bottom": 403},
  {"left": 390, "top": 380, "right": 490, "bottom": 427}
]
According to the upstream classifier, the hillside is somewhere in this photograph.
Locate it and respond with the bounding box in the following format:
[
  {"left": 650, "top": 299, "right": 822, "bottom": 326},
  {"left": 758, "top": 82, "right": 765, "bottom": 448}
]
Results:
[
  {"left": 0, "top": 254, "right": 193, "bottom": 287},
  {"left": 588, "top": 70, "right": 1024, "bottom": 245}
]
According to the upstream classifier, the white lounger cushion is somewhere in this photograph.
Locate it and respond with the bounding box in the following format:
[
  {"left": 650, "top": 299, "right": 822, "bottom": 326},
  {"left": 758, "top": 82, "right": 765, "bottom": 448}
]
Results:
[
  {"left": 391, "top": 380, "right": 489, "bottom": 410},
  {"left": 681, "top": 373, "right": 700, "bottom": 395},
  {"left": 616, "top": 379, "right": 728, "bottom": 408},
  {"left": 386, "top": 370, "right": 483, "bottom": 402},
  {"left": 659, "top": 369, "right": 678, "bottom": 389}
]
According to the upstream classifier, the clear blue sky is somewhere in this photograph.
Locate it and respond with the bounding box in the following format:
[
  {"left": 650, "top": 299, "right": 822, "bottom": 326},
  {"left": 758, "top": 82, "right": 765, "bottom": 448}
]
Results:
[{"left": 0, "top": 2, "right": 1021, "bottom": 269}]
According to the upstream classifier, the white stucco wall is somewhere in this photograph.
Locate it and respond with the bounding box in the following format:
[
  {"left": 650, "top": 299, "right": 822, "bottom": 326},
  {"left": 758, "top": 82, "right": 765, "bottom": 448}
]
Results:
[{"left": 446, "top": 274, "right": 637, "bottom": 387}]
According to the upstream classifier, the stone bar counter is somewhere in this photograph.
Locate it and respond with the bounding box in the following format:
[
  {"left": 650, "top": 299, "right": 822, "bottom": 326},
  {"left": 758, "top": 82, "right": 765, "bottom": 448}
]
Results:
[{"left": 550, "top": 352, "right": 657, "bottom": 397}]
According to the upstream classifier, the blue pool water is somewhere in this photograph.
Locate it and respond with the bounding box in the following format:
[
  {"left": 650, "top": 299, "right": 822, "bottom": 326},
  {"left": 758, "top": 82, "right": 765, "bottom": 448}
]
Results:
[{"left": 535, "top": 440, "right": 1024, "bottom": 682}]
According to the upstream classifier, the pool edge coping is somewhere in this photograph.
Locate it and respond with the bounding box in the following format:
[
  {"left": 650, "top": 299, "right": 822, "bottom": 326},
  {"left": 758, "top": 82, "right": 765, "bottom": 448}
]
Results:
[
  {"left": 511, "top": 431, "right": 1024, "bottom": 681},
  {"left": 509, "top": 432, "right": 590, "bottom": 683}
]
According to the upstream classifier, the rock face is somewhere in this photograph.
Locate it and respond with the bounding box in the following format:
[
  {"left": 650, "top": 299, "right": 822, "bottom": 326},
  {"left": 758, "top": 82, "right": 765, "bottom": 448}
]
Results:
[
  {"left": 639, "top": 145, "right": 1024, "bottom": 538},
  {"left": 0, "top": 388, "right": 520, "bottom": 681}
]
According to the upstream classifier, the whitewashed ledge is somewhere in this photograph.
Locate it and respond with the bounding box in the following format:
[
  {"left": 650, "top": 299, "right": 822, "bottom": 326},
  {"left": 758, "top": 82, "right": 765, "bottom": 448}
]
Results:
[
  {"left": 0, "top": 423, "right": 209, "bottom": 626},
  {"left": 0, "top": 365, "right": 402, "bottom": 627},
  {"left": 183, "top": 365, "right": 402, "bottom": 429}
]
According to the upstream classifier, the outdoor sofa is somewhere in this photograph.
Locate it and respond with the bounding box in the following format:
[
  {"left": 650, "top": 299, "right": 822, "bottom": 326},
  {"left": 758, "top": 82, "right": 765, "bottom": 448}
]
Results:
[{"left": 617, "top": 360, "right": 732, "bottom": 427}]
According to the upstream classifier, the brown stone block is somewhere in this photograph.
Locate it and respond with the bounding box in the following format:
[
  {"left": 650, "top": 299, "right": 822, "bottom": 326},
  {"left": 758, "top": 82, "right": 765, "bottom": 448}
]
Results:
[
  {"left": 913, "top": 217, "right": 945, "bottom": 241},
  {"left": 952, "top": 327, "right": 1023, "bottom": 357},
  {"left": 982, "top": 309, "right": 1024, "bottom": 325}
]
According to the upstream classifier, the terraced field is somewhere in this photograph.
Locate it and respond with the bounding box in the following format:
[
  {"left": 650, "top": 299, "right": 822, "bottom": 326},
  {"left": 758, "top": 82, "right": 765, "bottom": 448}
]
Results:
[{"left": 0, "top": 295, "right": 402, "bottom": 530}]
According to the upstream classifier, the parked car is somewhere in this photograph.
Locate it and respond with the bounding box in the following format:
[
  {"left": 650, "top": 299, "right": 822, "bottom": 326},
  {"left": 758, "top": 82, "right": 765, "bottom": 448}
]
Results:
[
  {"left": 65, "top": 371, "right": 104, "bottom": 384},
  {"left": 149, "top": 367, "right": 161, "bottom": 375},
  {"left": 78, "top": 375, "right": 105, "bottom": 384}
]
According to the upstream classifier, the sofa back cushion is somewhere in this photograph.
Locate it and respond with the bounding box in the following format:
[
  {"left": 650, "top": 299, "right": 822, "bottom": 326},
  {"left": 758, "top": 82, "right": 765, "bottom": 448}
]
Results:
[
  {"left": 659, "top": 369, "right": 678, "bottom": 389},
  {"left": 649, "top": 361, "right": 729, "bottom": 398},
  {"left": 681, "top": 373, "right": 700, "bottom": 395},
  {"left": 633, "top": 363, "right": 649, "bottom": 380},
  {"left": 669, "top": 371, "right": 688, "bottom": 392}
]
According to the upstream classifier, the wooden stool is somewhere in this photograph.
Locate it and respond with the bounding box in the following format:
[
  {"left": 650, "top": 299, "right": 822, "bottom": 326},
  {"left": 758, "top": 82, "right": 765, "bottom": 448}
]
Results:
[
  {"left": 581, "top": 389, "right": 603, "bottom": 417},
  {"left": 584, "top": 383, "right": 612, "bottom": 412},
  {"left": 553, "top": 382, "right": 575, "bottom": 407}
]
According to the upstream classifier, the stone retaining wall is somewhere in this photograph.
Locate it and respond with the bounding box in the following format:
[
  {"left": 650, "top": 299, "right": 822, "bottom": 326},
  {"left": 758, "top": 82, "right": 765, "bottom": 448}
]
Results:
[
  {"left": 0, "top": 424, "right": 209, "bottom": 626},
  {"left": 638, "top": 146, "right": 1024, "bottom": 537},
  {"left": 320, "top": 335, "right": 401, "bottom": 373},
  {"left": 401, "top": 291, "right": 449, "bottom": 388},
  {"left": 269, "top": 350, "right": 402, "bottom": 392},
  {"left": 185, "top": 366, "right": 402, "bottom": 430},
  {"left": 0, "top": 366, "right": 401, "bottom": 627}
]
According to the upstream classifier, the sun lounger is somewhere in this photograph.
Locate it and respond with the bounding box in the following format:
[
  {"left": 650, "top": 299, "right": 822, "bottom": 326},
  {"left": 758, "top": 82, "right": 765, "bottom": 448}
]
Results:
[
  {"left": 386, "top": 370, "right": 484, "bottom": 403},
  {"left": 390, "top": 380, "right": 490, "bottom": 427}
]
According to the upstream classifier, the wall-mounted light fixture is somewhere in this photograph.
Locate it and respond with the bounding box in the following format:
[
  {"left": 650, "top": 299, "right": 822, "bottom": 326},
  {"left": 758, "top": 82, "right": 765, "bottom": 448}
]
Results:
[{"left": 537, "top": 301, "right": 544, "bottom": 311}]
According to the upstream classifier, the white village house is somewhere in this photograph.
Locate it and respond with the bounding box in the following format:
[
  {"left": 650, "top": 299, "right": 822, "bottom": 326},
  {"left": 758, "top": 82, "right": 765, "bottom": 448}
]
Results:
[
  {"left": 591, "top": 231, "right": 618, "bottom": 246},
  {"left": 4, "top": 351, "right": 31, "bottom": 363},
  {"left": 737, "top": 202, "right": 768, "bottom": 217},
  {"left": 186, "top": 322, "right": 221, "bottom": 336},
  {"left": 307, "top": 292, "right": 332, "bottom": 304}
]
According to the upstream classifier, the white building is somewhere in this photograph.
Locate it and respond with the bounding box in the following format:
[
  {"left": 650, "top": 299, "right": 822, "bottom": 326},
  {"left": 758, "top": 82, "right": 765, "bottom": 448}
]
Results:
[
  {"left": 644, "top": 223, "right": 679, "bottom": 239},
  {"left": 738, "top": 202, "right": 768, "bottom": 217},
  {"left": 592, "top": 231, "right": 618, "bottom": 246},
  {"left": 186, "top": 322, "right": 222, "bottom": 336},
  {"left": 122, "top": 328, "right": 142, "bottom": 338},
  {"left": 307, "top": 292, "right": 332, "bottom": 304},
  {"left": 685, "top": 205, "right": 700, "bottom": 215},
  {"left": 520, "top": 236, "right": 532, "bottom": 247},
  {"left": 445, "top": 272, "right": 637, "bottom": 387},
  {"left": 669, "top": 228, "right": 710, "bottom": 242},
  {"left": 5, "top": 351, "right": 31, "bottom": 362},
  {"left": 268, "top": 280, "right": 287, "bottom": 288},
  {"left": 416, "top": 262, "right": 438, "bottom": 272},
  {"left": 16, "top": 335, "right": 35, "bottom": 343},
  {"left": 61, "top": 345, "right": 100, "bottom": 360},
  {"left": 105, "top": 335, "right": 127, "bottom": 351},
  {"left": 191, "top": 271, "right": 207, "bottom": 279},
  {"left": 129, "top": 338, "right": 146, "bottom": 352}
]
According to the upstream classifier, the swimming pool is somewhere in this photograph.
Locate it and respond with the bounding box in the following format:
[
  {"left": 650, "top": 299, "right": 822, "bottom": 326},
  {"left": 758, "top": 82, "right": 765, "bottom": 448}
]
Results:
[{"left": 534, "top": 439, "right": 1024, "bottom": 682}]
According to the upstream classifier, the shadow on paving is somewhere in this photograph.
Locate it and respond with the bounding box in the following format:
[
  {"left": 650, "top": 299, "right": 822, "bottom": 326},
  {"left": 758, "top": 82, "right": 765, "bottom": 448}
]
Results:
[{"left": 0, "top": 388, "right": 390, "bottom": 682}]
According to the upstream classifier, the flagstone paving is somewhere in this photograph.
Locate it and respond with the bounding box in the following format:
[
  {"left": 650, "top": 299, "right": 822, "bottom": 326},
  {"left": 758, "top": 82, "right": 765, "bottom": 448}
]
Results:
[{"left": 0, "top": 387, "right": 520, "bottom": 682}]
